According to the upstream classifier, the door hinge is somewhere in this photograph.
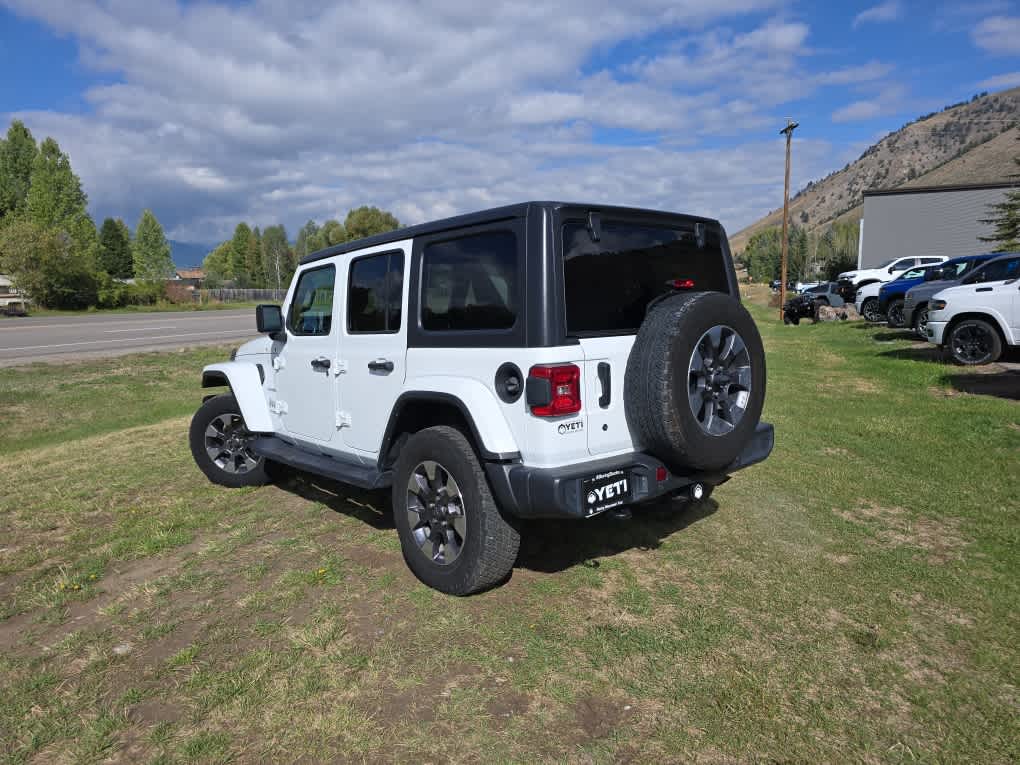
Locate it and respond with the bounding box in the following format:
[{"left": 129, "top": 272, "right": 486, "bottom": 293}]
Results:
[
  {"left": 270, "top": 399, "right": 288, "bottom": 415},
  {"left": 333, "top": 359, "right": 348, "bottom": 377},
  {"left": 272, "top": 356, "right": 285, "bottom": 371},
  {"left": 335, "top": 411, "right": 352, "bottom": 429}
]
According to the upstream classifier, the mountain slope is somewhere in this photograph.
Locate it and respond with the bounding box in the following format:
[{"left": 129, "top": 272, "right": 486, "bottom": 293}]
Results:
[{"left": 730, "top": 87, "right": 1020, "bottom": 253}]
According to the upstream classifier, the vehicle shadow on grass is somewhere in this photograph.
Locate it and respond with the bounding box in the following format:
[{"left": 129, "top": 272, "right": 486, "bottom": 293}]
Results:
[
  {"left": 271, "top": 469, "right": 719, "bottom": 575},
  {"left": 515, "top": 497, "right": 719, "bottom": 574},
  {"left": 275, "top": 471, "right": 394, "bottom": 530}
]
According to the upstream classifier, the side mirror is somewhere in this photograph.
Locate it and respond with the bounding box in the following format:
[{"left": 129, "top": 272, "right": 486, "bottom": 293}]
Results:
[
  {"left": 256, "top": 304, "right": 284, "bottom": 335},
  {"left": 888, "top": 266, "right": 896, "bottom": 274}
]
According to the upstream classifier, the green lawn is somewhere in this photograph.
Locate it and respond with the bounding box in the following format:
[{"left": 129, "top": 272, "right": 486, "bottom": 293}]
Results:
[{"left": 0, "top": 308, "right": 1017, "bottom": 764}]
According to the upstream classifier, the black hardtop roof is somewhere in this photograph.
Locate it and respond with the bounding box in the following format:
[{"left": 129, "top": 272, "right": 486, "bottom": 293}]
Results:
[{"left": 300, "top": 201, "right": 719, "bottom": 264}]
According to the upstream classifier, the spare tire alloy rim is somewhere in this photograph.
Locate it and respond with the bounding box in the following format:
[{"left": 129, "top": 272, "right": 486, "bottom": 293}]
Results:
[
  {"left": 688, "top": 325, "right": 752, "bottom": 436},
  {"left": 407, "top": 460, "right": 466, "bottom": 566},
  {"left": 205, "top": 413, "right": 259, "bottom": 474},
  {"left": 953, "top": 324, "right": 993, "bottom": 364}
]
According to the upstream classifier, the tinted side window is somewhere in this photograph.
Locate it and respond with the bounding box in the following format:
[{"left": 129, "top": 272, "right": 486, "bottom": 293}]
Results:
[
  {"left": 969, "top": 258, "right": 1020, "bottom": 283},
  {"left": 287, "top": 265, "right": 335, "bottom": 336},
  {"left": 920, "top": 257, "right": 942, "bottom": 264},
  {"left": 421, "top": 231, "right": 517, "bottom": 331},
  {"left": 348, "top": 252, "right": 404, "bottom": 333}
]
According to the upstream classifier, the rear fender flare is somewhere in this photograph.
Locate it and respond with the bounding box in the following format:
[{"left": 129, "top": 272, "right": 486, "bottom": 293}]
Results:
[{"left": 201, "top": 362, "right": 274, "bottom": 433}]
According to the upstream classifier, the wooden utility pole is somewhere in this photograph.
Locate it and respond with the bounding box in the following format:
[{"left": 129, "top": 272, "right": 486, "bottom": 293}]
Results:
[{"left": 779, "top": 118, "right": 798, "bottom": 320}]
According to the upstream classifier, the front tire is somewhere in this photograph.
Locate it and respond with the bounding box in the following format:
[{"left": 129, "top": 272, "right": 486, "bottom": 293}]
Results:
[
  {"left": 189, "top": 394, "right": 270, "bottom": 487},
  {"left": 392, "top": 426, "right": 520, "bottom": 595},
  {"left": 861, "top": 297, "right": 882, "bottom": 323},
  {"left": 947, "top": 319, "right": 1002, "bottom": 365},
  {"left": 886, "top": 299, "right": 905, "bottom": 328},
  {"left": 913, "top": 305, "right": 929, "bottom": 338}
]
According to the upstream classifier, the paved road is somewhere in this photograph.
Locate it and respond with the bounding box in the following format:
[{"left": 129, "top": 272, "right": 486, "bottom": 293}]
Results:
[{"left": 0, "top": 309, "right": 257, "bottom": 366}]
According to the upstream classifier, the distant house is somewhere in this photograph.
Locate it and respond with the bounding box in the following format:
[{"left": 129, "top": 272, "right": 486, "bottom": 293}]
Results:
[
  {"left": 0, "top": 274, "right": 29, "bottom": 315},
  {"left": 859, "top": 182, "right": 1014, "bottom": 269},
  {"left": 174, "top": 268, "right": 205, "bottom": 289}
]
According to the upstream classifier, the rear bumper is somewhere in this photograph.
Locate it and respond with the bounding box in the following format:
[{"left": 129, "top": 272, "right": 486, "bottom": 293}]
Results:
[{"left": 485, "top": 422, "right": 774, "bottom": 519}]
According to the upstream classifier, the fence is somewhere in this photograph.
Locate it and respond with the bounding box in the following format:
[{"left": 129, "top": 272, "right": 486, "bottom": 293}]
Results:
[{"left": 195, "top": 289, "right": 287, "bottom": 303}]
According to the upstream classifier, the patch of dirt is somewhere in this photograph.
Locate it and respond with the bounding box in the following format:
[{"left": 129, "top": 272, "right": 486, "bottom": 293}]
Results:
[
  {"left": 573, "top": 693, "right": 629, "bottom": 740},
  {"left": 824, "top": 553, "right": 854, "bottom": 565},
  {"left": 0, "top": 540, "right": 206, "bottom": 654},
  {"left": 822, "top": 447, "right": 851, "bottom": 458},
  {"left": 128, "top": 698, "right": 184, "bottom": 725},
  {"left": 835, "top": 504, "right": 968, "bottom": 564}
]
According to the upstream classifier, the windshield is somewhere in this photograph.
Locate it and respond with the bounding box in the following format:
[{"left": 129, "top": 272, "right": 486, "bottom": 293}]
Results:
[
  {"left": 876, "top": 258, "right": 895, "bottom": 268},
  {"left": 562, "top": 219, "right": 729, "bottom": 334}
]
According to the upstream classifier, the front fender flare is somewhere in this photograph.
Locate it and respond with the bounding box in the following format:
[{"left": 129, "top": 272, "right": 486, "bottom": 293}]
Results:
[{"left": 201, "top": 362, "right": 274, "bottom": 433}]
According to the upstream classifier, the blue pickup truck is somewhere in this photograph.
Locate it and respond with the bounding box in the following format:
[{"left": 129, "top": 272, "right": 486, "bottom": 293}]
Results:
[{"left": 879, "top": 265, "right": 940, "bottom": 328}]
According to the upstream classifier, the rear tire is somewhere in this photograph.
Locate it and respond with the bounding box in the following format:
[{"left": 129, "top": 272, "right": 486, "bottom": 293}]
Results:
[
  {"left": 189, "top": 394, "right": 270, "bottom": 488},
  {"left": 861, "top": 297, "right": 882, "bottom": 323},
  {"left": 886, "top": 299, "right": 905, "bottom": 328},
  {"left": 947, "top": 319, "right": 1002, "bottom": 365},
  {"left": 625, "top": 292, "right": 766, "bottom": 473},
  {"left": 392, "top": 426, "right": 520, "bottom": 595}
]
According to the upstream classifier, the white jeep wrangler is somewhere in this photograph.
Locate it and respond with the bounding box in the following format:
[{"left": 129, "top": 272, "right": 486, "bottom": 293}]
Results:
[{"left": 190, "top": 202, "right": 773, "bottom": 594}]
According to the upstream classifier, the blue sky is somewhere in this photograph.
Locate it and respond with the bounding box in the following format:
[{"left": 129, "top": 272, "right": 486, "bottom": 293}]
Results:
[{"left": 1, "top": 0, "right": 1018, "bottom": 244}]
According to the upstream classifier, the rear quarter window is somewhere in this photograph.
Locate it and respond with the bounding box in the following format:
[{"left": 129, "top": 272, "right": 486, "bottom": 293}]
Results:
[{"left": 562, "top": 220, "right": 729, "bottom": 335}]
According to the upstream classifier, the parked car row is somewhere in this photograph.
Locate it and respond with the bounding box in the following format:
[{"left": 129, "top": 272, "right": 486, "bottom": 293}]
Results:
[{"left": 842, "top": 252, "right": 1019, "bottom": 365}]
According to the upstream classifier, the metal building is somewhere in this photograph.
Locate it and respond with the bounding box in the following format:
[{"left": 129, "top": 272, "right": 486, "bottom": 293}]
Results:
[{"left": 858, "top": 182, "right": 1013, "bottom": 268}]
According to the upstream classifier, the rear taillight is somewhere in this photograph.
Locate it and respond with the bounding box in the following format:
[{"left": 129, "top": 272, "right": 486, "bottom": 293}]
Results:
[{"left": 527, "top": 364, "right": 581, "bottom": 417}]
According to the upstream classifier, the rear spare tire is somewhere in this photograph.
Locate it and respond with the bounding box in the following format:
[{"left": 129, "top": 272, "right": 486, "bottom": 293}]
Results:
[{"left": 625, "top": 292, "right": 766, "bottom": 473}]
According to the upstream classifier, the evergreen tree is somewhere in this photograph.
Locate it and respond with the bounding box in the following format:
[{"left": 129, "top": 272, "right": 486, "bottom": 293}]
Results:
[
  {"left": 229, "top": 223, "right": 253, "bottom": 286},
  {"left": 0, "top": 120, "right": 38, "bottom": 221},
  {"left": 246, "top": 225, "right": 265, "bottom": 287},
  {"left": 344, "top": 206, "right": 399, "bottom": 241},
  {"left": 98, "top": 217, "right": 133, "bottom": 278},
  {"left": 132, "top": 209, "right": 174, "bottom": 282},
  {"left": 980, "top": 140, "right": 1020, "bottom": 252}
]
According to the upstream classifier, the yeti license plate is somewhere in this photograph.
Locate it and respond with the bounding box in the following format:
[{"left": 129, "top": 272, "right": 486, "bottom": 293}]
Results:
[{"left": 581, "top": 470, "right": 631, "bottom": 516}]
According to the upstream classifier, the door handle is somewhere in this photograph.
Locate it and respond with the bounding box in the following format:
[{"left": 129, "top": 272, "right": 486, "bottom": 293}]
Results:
[
  {"left": 597, "top": 362, "right": 611, "bottom": 408},
  {"left": 368, "top": 358, "right": 394, "bottom": 373},
  {"left": 976, "top": 287, "right": 993, "bottom": 292},
  {"left": 310, "top": 356, "right": 331, "bottom": 371}
]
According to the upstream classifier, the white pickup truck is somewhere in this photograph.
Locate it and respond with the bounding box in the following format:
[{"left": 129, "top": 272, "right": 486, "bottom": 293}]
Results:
[{"left": 926, "top": 252, "right": 1020, "bottom": 365}]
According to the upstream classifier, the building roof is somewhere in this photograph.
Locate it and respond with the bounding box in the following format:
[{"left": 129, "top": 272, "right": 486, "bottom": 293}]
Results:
[
  {"left": 864, "top": 181, "right": 1018, "bottom": 198},
  {"left": 176, "top": 268, "right": 205, "bottom": 279},
  {"left": 300, "top": 200, "right": 717, "bottom": 265}
]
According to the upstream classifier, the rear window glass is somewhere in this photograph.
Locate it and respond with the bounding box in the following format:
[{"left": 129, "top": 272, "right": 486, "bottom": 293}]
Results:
[{"left": 562, "top": 220, "right": 729, "bottom": 334}]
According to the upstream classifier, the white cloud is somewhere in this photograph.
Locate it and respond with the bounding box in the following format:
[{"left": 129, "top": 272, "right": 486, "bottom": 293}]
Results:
[
  {"left": 853, "top": 2, "right": 903, "bottom": 28},
  {"left": 972, "top": 16, "right": 1020, "bottom": 54},
  {"left": 814, "top": 60, "right": 894, "bottom": 86},
  {"left": 2, "top": 0, "right": 867, "bottom": 241},
  {"left": 831, "top": 84, "right": 907, "bottom": 122},
  {"left": 977, "top": 71, "right": 1020, "bottom": 90}
]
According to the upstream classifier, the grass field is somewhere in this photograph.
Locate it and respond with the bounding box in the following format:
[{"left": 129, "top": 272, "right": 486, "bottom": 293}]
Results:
[{"left": 1, "top": 298, "right": 1017, "bottom": 763}]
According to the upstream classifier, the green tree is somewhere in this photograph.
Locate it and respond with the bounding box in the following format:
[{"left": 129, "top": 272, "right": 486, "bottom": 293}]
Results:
[
  {"left": 229, "top": 223, "right": 253, "bottom": 286},
  {"left": 0, "top": 219, "right": 98, "bottom": 308},
  {"left": 294, "top": 219, "right": 319, "bottom": 262},
  {"left": 246, "top": 226, "right": 265, "bottom": 287},
  {"left": 261, "top": 224, "right": 293, "bottom": 290},
  {"left": 307, "top": 218, "right": 345, "bottom": 253},
  {"left": 0, "top": 120, "right": 38, "bottom": 221},
  {"left": 132, "top": 209, "right": 174, "bottom": 282},
  {"left": 203, "top": 241, "right": 233, "bottom": 287},
  {"left": 98, "top": 217, "right": 133, "bottom": 278},
  {"left": 743, "top": 223, "right": 811, "bottom": 283},
  {"left": 980, "top": 141, "right": 1020, "bottom": 252},
  {"left": 344, "top": 206, "right": 399, "bottom": 240}
]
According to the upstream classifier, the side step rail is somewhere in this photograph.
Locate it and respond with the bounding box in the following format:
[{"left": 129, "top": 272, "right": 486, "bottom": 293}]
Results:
[{"left": 251, "top": 437, "right": 392, "bottom": 490}]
